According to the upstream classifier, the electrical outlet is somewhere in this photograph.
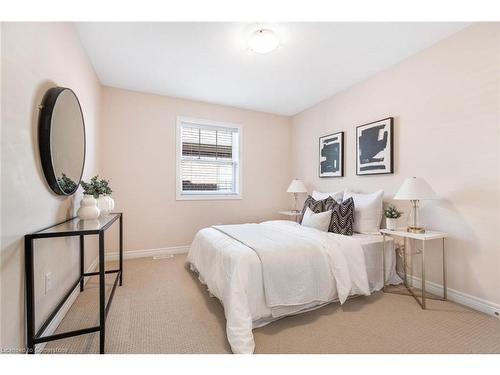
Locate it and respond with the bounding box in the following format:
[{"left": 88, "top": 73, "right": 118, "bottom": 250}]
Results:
[{"left": 45, "top": 272, "right": 52, "bottom": 295}]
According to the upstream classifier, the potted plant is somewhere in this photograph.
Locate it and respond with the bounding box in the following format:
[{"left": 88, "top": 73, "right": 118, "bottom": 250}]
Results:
[
  {"left": 95, "top": 177, "right": 115, "bottom": 216},
  {"left": 78, "top": 176, "right": 100, "bottom": 220},
  {"left": 384, "top": 205, "right": 403, "bottom": 231},
  {"left": 78, "top": 175, "right": 115, "bottom": 219}
]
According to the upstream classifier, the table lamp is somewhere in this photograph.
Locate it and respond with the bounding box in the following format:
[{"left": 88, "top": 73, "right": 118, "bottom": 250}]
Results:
[
  {"left": 287, "top": 179, "right": 308, "bottom": 212},
  {"left": 394, "top": 177, "right": 437, "bottom": 233}
]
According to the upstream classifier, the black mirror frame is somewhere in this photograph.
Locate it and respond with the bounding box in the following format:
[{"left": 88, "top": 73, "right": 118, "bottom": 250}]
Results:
[{"left": 38, "top": 87, "right": 86, "bottom": 196}]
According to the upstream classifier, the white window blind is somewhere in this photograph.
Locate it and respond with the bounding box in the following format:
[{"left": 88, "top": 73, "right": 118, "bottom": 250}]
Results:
[{"left": 177, "top": 118, "right": 240, "bottom": 198}]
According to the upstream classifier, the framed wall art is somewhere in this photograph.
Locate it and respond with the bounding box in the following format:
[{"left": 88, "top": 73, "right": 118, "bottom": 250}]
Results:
[
  {"left": 356, "top": 117, "right": 393, "bottom": 175},
  {"left": 319, "top": 131, "right": 344, "bottom": 178}
]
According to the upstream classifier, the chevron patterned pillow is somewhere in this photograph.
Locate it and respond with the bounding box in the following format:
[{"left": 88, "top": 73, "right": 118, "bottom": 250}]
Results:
[
  {"left": 328, "top": 197, "right": 355, "bottom": 235},
  {"left": 300, "top": 195, "right": 335, "bottom": 223}
]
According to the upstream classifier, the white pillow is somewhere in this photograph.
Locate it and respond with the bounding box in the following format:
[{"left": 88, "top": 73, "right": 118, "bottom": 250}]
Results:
[
  {"left": 301, "top": 207, "right": 332, "bottom": 232},
  {"left": 343, "top": 190, "right": 384, "bottom": 234},
  {"left": 312, "top": 190, "right": 343, "bottom": 203}
]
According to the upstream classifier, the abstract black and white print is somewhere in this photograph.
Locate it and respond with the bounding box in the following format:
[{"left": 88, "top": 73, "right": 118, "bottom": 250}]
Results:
[
  {"left": 356, "top": 118, "right": 393, "bottom": 175},
  {"left": 319, "top": 131, "right": 344, "bottom": 177}
]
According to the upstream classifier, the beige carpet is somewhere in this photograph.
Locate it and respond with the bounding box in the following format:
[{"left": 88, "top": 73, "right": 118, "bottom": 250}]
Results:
[{"left": 44, "top": 254, "right": 500, "bottom": 354}]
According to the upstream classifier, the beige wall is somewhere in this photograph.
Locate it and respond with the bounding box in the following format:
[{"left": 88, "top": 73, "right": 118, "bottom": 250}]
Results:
[
  {"left": 0, "top": 23, "right": 102, "bottom": 350},
  {"left": 100, "top": 87, "right": 292, "bottom": 251},
  {"left": 1, "top": 21, "right": 498, "bottom": 350},
  {"left": 292, "top": 23, "right": 500, "bottom": 305}
]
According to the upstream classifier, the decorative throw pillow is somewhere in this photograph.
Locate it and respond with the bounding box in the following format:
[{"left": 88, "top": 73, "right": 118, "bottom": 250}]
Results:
[
  {"left": 312, "top": 190, "right": 344, "bottom": 203},
  {"left": 343, "top": 190, "right": 384, "bottom": 234},
  {"left": 301, "top": 207, "right": 332, "bottom": 232},
  {"left": 300, "top": 195, "right": 335, "bottom": 222},
  {"left": 328, "top": 197, "right": 355, "bottom": 235}
]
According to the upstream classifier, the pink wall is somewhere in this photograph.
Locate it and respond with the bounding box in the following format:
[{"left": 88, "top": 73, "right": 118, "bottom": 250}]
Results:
[
  {"left": 291, "top": 23, "right": 500, "bottom": 306},
  {"left": 100, "top": 87, "right": 292, "bottom": 251},
  {"left": 1, "top": 23, "right": 102, "bottom": 349},
  {"left": 1, "top": 22, "right": 498, "bottom": 350}
]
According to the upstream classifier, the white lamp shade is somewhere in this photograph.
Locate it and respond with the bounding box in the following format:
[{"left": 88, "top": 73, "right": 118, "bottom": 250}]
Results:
[
  {"left": 287, "top": 179, "right": 307, "bottom": 193},
  {"left": 394, "top": 177, "right": 437, "bottom": 200}
]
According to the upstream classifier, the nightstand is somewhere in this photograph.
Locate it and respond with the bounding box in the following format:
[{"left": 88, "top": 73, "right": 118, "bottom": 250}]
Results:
[
  {"left": 278, "top": 210, "right": 301, "bottom": 223},
  {"left": 380, "top": 228, "right": 448, "bottom": 309}
]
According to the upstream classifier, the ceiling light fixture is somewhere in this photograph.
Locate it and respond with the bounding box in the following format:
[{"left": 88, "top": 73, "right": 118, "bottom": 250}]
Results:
[{"left": 248, "top": 29, "right": 279, "bottom": 54}]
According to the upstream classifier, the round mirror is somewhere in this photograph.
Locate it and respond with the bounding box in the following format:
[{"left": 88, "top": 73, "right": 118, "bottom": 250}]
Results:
[{"left": 38, "top": 87, "right": 86, "bottom": 195}]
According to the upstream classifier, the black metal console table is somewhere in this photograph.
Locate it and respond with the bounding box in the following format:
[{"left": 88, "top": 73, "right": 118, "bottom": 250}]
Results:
[{"left": 24, "top": 213, "right": 123, "bottom": 354}]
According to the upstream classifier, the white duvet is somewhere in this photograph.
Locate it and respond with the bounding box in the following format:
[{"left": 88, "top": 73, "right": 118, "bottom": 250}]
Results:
[{"left": 187, "top": 220, "right": 398, "bottom": 354}]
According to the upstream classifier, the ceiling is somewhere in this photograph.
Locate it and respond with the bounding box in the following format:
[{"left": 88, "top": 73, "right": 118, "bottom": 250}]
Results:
[{"left": 76, "top": 22, "right": 470, "bottom": 116}]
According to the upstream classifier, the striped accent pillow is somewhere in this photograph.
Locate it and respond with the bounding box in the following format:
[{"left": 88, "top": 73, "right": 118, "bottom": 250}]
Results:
[{"left": 328, "top": 197, "right": 355, "bottom": 236}]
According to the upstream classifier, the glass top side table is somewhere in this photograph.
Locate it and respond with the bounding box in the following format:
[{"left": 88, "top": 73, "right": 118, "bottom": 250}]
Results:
[{"left": 25, "top": 213, "right": 123, "bottom": 354}]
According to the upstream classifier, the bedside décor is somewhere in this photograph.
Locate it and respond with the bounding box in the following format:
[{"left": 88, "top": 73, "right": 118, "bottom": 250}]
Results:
[
  {"left": 394, "top": 177, "right": 437, "bottom": 233},
  {"left": 38, "top": 87, "right": 86, "bottom": 195},
  {"left": 356, "top": 117, "right": 393, "bottom": 175},
  {"left": 319, "top": 131, "right": 344, "bottom": 177},
  {"left": 80, "top": 175, "right": 115, "bottom": 216},
  {"left": 384, "top": 205, "right": 403, "bottom": 230},
  {"left": 287, "top": 179, "right": 308, "bottom": 212}
]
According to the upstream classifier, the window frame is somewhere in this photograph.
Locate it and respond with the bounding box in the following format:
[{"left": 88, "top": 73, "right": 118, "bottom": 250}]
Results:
[{"left": 176, "top": 116, "right": 243, "bottom": 201}]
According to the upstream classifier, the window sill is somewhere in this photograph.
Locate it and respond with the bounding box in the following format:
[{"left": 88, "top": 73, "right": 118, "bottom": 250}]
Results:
[{"left": 176, "top": 193, "right": 242, "bottom": 201}]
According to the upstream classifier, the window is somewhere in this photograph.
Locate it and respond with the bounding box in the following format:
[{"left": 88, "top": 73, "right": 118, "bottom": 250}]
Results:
[{"left": 176, "top": 117, "right": 242, "bottom": 200}]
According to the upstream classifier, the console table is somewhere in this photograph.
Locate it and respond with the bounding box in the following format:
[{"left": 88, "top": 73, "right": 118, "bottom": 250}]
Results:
[{"left": 24, "top": 213, "right": 123, "bottom": 354}]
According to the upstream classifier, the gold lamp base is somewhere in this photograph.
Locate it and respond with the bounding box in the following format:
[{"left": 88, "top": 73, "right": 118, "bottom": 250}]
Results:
[{"left": 407, "top": 226, "right": 425, "bottom": 234}]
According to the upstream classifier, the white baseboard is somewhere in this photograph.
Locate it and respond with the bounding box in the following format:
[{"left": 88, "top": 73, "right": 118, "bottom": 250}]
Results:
[
  {"left": 36, "top": 256, "right": 99, "bottom": 353},
  {"left": 406, "top": 275, "right": 500, "bottom": 318},
  {"left": 105, "top": 245, "right": 190, "bottom": 261}
]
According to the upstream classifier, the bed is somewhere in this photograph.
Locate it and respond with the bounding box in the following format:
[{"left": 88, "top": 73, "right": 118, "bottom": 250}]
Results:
[{"left": 187, "top": 220, "right": 401, "bottom": 354}]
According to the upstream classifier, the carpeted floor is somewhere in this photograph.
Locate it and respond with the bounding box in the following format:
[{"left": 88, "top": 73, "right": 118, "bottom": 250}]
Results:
[{"left": 44, "top": 254, "right": 500, "bottom": 354}]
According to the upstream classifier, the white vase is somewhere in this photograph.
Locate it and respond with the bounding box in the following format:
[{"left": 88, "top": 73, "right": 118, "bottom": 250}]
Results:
[
  {"left": 77, "top": 195, "right": 100, "bottom": 220},
  {"left": 386, "top": 217, "right": 398, "bottom": 231},
  {"left": 97, "top": 195, "right": 115, "bottom": 216}
]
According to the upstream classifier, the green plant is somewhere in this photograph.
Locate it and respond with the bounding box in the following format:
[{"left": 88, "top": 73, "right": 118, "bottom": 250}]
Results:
[
  {"left": 57, "top": 173, "right": 77, "bottom": 194},
  {"left": 80, "top": 175, "right": 113, "bottom": 198},
  {"left": 384, "top": 205, "right": 403, "bottom": 219}
]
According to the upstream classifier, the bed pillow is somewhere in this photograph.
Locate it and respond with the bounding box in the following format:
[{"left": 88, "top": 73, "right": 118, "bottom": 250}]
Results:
[
  {"left": 300, "top": 195, "right": 335, "bottom": 222},
  {"left": 301, "top": 207, "right": 332, "bottom": 232},
  {"left": 328, "top": 197, "right": 355, "bottom": 236},
  {"left": 343, "top": 190, "right": 383, "bottom": 234},
  {"left": 312, "top": 190, "right": 344, "bottom": 203}
]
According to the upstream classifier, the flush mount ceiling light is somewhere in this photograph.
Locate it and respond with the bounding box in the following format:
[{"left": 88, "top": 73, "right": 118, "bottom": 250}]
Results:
[{"left": 248, "top": 29, "right": 280, "bottom": 54}]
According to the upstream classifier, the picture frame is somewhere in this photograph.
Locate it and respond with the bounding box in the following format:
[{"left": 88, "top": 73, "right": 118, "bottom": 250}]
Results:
[
  {"left": 319, "top": 131, "right": 344, "bottom": 178},
  {"left": 356, "top": 117, "right": 394, "bottom": 175}
]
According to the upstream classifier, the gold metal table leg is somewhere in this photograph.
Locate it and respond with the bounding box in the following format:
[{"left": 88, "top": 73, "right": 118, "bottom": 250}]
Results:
[
  {"left": 403, "top": 237, "right": 408, "bottom": 287},
  {"left": 382, "top": 233, "right": 386, "bottom": 292},
  {"left": 421, "top": 239, "right": 426, "bottom": 309},
  {"left": 443, "top": 238, "right": 447, "bottom": 301}
]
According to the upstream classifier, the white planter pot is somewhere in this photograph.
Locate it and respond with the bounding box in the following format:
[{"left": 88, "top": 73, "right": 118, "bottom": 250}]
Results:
[
  {"left": 97, "top": 195, "right": 115, "bottom": 216},
  {"left": 77, "top": 195, "right": 100, "bottom": 220},
  {"left": 385, "top": 218, "right": 398, "bottom": 231}
]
